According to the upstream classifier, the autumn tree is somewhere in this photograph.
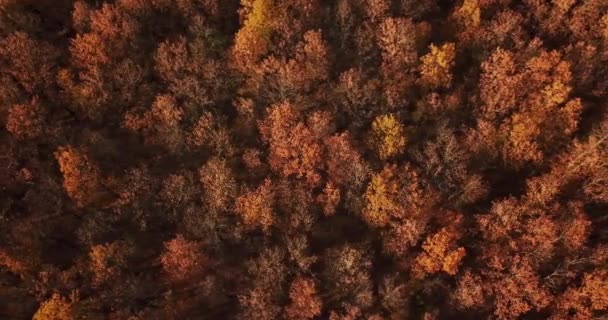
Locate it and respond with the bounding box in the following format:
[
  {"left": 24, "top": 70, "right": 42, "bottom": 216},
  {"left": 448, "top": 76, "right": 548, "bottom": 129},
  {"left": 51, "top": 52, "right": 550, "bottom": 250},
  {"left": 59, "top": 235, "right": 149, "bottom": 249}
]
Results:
[
  {"left": 239, "top": 247, "right": 287, "bottom": 320},
  {"left": 59, "top": 33, "right": 111, "bottom": 119},
  {"left": 318, "top": 182, "right": 341, "bottom": 216},
  {"left": 369, "top": 114, "right": 407, "bottom": 160},
  {"left": 377, "top": 17, "right": 417, "bottom": 107},
  {"left": 231, "top": 0, "right": 276, "bottom": 72},
  {"left": 259, "top": 102, "right": 327, "bottom": 185},
  {"left": 561, "top": 202, "right": 592, "bottom": 251},
  {"left": 72, "top": 1, "right": 91, "bottom": 33},
  {"left": 188, "top": 111, "right": 234, "bottom": 156},
  {"left": 562, "top": 118, "right": 608, "bottom": 202},
  {"left": 318, "top": 132, "right": 370, "bottom": 216},
  {"left": 363, "top": 164, "right": 436, "bottom": 257},
  {"left": 5, "top": 97, "right": 46, "bottom": 140},
  {"left": 419, "top": 43, "right": 456, "bottom": 89},
  {"left": 232, "top": 0, "right": 322, "bottom": 73},
  {"left": 328, "top": 305, "right": 362, "bottom": 320},
  {"left": 505, "top": 50, "right": 581, "bottom": 164},
  {"left": 158, "top": 172, "right": 197, "bottom": 214},
  {"left": 54, "top": 146, "right": 102, "bottom": 207},
  {"left": 478, "top": 48, "right": 521, "bottom": 121},
  {"left": 350, "top": 14, "right": 379, "bottom": 68},
  {"left": 235, "top": 179, "right": 275, "bottom": 233},
  {"left": 155, "top": 35, "right": 229, "bottom": 114},
  {"left": 477, "top": 198, "right": 560, "bottom": 265},
  {"left": 363, "top": 0, "right": 390, "bottom": 23},
  {"left": 240, "top": 28, "right": 329, "bottom": 104},
  {"left": 276, "top": 30, "right": 329, "bottom": 93},
  {"left": 60, "top": 2, "right": 146, "bottom": 121},
  {"left": 478, "top": 10, "right": 527, "bottom": 52},
  {"left": 32, "top": 294, "right": 73, "bottom": 320},
  {"left": 0, "top": 32, "right": 59, "bottom": 96},
  {"left": 123, "top": 94, "right": 184, "bottom": 151},
  {"left": 471, "top": 46, "right": 582, "bottom": 167},
  {"left": 160, "top": 234, "right": 207, "bottom": 283},
  {"left": 199, "top": 157, "right": 237, "bottom": 212},
  {"left": 491, "top": 257, "right": 552, "bottom": 319},
  {"left": 322, "top": 245, "right": 374, "bottom": 308},
  {"left": 325, "top": 132, "right": 370, "bottom": 188},
  {"left": 109, "top": 165, "right": 156, "bottom": 210},
  {"left": 377, "top": 273, "right": 413, "bottom": 318},
  {"left": 335, "top": 68, "right": 383, "bottom": 127},
  {"left": 89, "top": 241, "right": 132, "bottom": 286},
  {"left": 452, "top": 270, "right": 486, "bottom": 310},
  {"left": 454, "top": 0, "right": 480, "bottom": 29},
  {"left": 415, "top": 127, "right": 487, "bottom": 206},
  {"left": 472, "top": 195, "right": 567, "bottom": 318},
  {"left": 579, "top": 270, "right": 608, "bottom": 311},
  {"left": 412, "top": 227, "right": 466, "bottom": 277},
  {"left": 284, "top": 277, "right": 323, "bottom": 320},
  {"left": 363, "top": 164, "right": 430, "bottom": 227},
  {"left": 551, "top": 247, "right": 608, "bottom": 319},
  {"left": 363, "top": 165, "right": 404, "bottom": 228},
  {"left": 275, "top": 180, "right": 317, "bottom": 234},
  {"left": 568, "top": 0, "right": 608, "bottom": 41}
]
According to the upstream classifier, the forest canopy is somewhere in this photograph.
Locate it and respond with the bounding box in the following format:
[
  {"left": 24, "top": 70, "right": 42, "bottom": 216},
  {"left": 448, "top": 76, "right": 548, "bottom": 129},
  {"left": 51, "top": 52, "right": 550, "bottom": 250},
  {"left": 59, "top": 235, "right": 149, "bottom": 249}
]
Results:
[{"left": 1, "top": 0, "right": 608, "bottom": 319}]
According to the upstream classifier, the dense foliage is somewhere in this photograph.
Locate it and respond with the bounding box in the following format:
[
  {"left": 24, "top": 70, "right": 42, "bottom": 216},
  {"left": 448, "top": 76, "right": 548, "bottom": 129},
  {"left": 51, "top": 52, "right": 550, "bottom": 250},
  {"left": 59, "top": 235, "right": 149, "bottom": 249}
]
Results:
[{"left": 1, "top": 0, "right": 608, "bottom": 319}]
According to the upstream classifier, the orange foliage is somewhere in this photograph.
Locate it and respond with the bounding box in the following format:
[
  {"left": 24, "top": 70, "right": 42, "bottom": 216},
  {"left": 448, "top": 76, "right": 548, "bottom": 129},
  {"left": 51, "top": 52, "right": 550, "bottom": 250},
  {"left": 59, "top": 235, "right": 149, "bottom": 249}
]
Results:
[
  {"left": 473, "top": 47, "right": 583, "bottom": 166},
  {"left": 259, "top": 102, "right": 325, "bottom": 185},
  {"left": 492, "top": 257, "right": 551, "bottom": 319},
  {"left": 420, "top": 43, "right": 456, "bottom": 89},
  {"left": 54, "top": 146, "right": 102, "bottom": 207},
  {"left": 284, "top": 277, "right": 322, "bottom": 320},
  {"left": 0, "top": 32, "right": 59, "bottom": 94},
  {"left": 155, "top": 36, "right": 225, "bottom": 109},
  {"left": 32, "top": 294, "right": 72, "bottom": 320},
  {"left": 479, "top": 48, "right": 521, "bottom": 121},
  {"left": 363, "top": 164, "right": 428, "bottom": 227},
  {"left": 453, "top": 271, "right": 485, "bottom": 309},
  {"left": 6, "top": 98, "right": 45, "bottom": 140},
  {"left": 89, "top": 241, "right": 130, "bottom": 286},
  {"left": 370, "top": 113, "right": 407, "bottom": 160},
  {"left": 363, "top": 164, "right": 436, "bottom": 257},
  {"left": 235, "top": 179, "right": 275, "bottom": 233},
  {"left": 160, "top": 235, "right": 207, "bottom": 283},
  {"left": 4, "top": 1, "right": 608, "bottom": 319},
  {"left": 278, "top": 30, "right": 329, "bottom": 91},
  {"left": 413, "top": 228, "right": 466, "bottom": 277},
  {"left": 378, "top": 17, "right": 417, "bottom": 107}
]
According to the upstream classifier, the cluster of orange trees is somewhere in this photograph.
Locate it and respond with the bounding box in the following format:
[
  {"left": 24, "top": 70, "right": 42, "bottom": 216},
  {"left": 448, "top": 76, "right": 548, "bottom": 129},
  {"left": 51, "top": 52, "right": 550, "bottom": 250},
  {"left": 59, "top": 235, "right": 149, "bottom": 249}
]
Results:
[{"left": 1, "top": 0, "right": 608, "bottom": 319}]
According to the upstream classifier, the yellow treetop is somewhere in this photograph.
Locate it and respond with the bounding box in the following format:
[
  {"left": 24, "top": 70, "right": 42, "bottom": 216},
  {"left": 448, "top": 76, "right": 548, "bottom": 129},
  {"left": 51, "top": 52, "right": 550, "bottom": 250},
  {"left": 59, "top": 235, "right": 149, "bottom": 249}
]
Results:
[
  {"left": 33, "top": 294, "right": 72, "bottom": 320},
  {"left": 370, "top": 113, "right": 406, "bottom": 160},
  {"left": 455, "top": 0, "right": 481, "bottom": 28},
  {"left": 363, "top": 165, "right": 400, "bottom": 227},
  {"left": 420, "top": 43, "right": 456, "bottom": 89}
]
